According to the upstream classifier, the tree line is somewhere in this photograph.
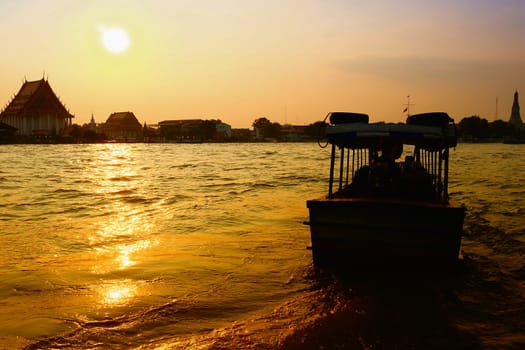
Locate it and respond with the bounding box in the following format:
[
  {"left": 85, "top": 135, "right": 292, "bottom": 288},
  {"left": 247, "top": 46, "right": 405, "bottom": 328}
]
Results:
[
  {"left": 252, "top": 117, "right": 325, "bottom": 141},
  {"left": 66, "top": 114, "right": 523, "bottom": 143},
  {"left": 253, "top": 115, "right": 524, "bottom": 143},
  {"left": 456, "top": 116, "right": 523, "bottom": 142}
]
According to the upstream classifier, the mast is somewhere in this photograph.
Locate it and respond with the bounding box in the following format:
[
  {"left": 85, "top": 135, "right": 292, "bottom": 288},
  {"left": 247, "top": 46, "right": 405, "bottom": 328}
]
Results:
[
  {"left": 495, "top": 97, "right": 498, "bottom": 120},
  {"left": 403, "top": 95, "right": 415, "bottom": 117}
]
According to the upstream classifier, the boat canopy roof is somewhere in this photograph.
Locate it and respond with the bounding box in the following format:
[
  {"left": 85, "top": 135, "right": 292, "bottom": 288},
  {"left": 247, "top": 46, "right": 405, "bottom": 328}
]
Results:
[{"left": 325, "top": 112, "right": 457, "bottom": 150}]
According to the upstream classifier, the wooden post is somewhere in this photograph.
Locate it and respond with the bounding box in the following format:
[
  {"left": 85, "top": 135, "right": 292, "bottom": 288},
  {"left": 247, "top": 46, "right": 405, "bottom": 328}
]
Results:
[
  {"left": 443, "top": 148, "right": 449, "bottom": 201},
  {"left": 339, "top": 147, "right": 345, "bottom": 191},
  {"left": 328, "top": 143, "right": 336, "bottom": 197}
]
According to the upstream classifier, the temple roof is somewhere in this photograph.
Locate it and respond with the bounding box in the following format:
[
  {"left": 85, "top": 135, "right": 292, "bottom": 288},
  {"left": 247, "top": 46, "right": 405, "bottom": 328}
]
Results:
[
  {"left": 0, "top": 79, "right": 74, "bottom": 119},
  {"left": 105, "top": 111, "right": 142, "bottom": 128}
]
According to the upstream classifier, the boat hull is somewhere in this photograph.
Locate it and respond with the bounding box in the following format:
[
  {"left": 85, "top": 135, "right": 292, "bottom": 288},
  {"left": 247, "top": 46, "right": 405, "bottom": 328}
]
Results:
[{"left": 306, "top": 197, "right": 465, "bottom": 268}]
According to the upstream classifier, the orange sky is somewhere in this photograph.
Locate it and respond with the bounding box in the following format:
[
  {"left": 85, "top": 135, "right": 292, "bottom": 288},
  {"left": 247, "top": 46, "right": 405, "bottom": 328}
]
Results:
[{"left": 1, "top": 0, "right": 524, "bottom": 128}]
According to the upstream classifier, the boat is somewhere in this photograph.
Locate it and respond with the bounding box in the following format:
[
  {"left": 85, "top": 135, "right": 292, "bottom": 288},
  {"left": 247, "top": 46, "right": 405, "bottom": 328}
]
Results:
[{"left": 306, "top": 112, "right": 466, "bottom": 268}]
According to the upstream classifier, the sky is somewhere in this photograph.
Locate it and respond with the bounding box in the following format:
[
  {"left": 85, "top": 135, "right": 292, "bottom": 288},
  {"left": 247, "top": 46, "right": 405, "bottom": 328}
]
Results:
[{"left": 1, "top": 0, "right": 524, "bottom": 128}]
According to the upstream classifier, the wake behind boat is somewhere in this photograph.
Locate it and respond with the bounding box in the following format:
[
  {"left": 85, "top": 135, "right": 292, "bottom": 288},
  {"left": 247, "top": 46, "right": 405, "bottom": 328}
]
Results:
[{"left": 306, "top": 112, "right": 466, "bottom": 268}]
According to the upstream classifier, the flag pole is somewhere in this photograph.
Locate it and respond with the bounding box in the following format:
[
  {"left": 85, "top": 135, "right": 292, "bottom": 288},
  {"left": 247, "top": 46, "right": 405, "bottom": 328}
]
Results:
[{"left": 403, "top": 95, "right": 414, "bottom": 118}]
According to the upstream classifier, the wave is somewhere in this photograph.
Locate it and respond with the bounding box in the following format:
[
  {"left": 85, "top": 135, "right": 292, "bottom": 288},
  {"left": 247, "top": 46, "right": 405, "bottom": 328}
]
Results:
[
  {"left": 169, "top": 163, "right": 196, "bottom": 169},
  {"left": 464, "top": 215, "right": 525, "bottom": 260},
  {"left": 27, "top": 264, "right": 496, "bottom": 350},
  {"left": 275, "top": 174, "right": 319, "bottom": 181},
  {"left": 50, "top": 188, "right": 87, "bottom": 199},
  {"left": 251, "top": 182, "right": 276, "bottom": 188},
  {"left": 108, "top": 189, "right": 135, "bottom": 196},
  {"left": 121, "top": 195, "right": 158, "bottom": 204},
  {"left": 108, "top": 176, "right": 136, "bottom": 182}
]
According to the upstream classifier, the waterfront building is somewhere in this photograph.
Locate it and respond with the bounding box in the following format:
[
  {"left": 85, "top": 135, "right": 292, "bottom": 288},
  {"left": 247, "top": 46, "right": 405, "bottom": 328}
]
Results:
[
  {"left": 158, "top": 119, "right": 230, "bottom": 141},
  {"left": 0, "top": 78, "right": 74, "bottom": 137},
  {"left": 215, "top": 121, "right": 232, "bottom": 139},
  {"left": 103, "top": 111, "right": 143, "bottom": 141},
  {"left": 231, "top": 128, "right": 252, "bottom": 141},
  {"left": 509, "top": 90, "right": 522, "bottom": 127},
  {"left": 280, "top": 124, "right": 307, "bottom": 141}
]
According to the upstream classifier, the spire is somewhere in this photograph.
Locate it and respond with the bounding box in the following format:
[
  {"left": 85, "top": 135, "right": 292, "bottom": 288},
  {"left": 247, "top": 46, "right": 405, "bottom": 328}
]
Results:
[
  {"left": 509, "top": 90, "right": 522, "bottom": 127},
  {"left": 89, "top": 113, "right": 96, "bottom": 130}
]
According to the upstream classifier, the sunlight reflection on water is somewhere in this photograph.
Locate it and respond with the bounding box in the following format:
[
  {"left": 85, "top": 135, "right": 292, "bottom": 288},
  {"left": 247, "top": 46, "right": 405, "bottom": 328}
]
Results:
[
  {"left": 76, "top": 145, "right": 161, "bottom": 308},
  {"left": 96, "top": 279, "right": 138, "bottom": 306},
  {"left": 4, "top": 143, "right": 523, "bottom": 349},
  {"left": 0, "top": 143, "right": 324, "bottom": 346},
  {"left": 88, "top": 196, "right": 157, "bottom": 276}
]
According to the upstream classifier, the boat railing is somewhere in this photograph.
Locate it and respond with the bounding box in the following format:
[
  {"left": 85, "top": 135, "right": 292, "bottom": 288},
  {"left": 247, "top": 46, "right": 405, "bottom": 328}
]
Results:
[
  {"left": 415, "top": 147, "right": 450, "bottom": 201},
  {"left": 328, "top": 144, "right": 451, "bottom": 203},
  {"left": 328, "top": 145, "right": 372, "bottom": 197},
  {"left": 324, "top": 112, "right": 456, "bottom": 203}
]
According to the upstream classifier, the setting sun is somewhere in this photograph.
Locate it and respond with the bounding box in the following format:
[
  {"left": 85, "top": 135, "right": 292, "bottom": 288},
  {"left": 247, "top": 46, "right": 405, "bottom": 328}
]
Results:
[{"left": 99, "top": 25, "right": 130, "bottom": 54}]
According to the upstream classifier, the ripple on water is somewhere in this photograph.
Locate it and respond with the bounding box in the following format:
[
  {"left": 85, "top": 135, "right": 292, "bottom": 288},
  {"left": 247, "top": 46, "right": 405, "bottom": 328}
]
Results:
[{"left": 0, "top": 143, "right": 523, "bottom": 349}]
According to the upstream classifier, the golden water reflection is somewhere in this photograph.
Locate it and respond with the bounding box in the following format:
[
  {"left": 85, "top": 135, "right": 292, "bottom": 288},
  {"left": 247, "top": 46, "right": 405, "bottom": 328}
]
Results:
[
  {"left": 89, "top": 209, "right": 157, "bottom": 274},
  {"left": 88, "top": 209, "right": 157, "bottom": 306},
  {"left": 83, "top": 145, "right": 160, "bottom": 307},
  {"left": 89, "top": 214, "right": 156, "bottom": 306},
  {"left": 96, "top": 279, "right": 138, "bottom": 306},
  {"left": 115, "top": 239, "right": 153, "bottom": 270}
]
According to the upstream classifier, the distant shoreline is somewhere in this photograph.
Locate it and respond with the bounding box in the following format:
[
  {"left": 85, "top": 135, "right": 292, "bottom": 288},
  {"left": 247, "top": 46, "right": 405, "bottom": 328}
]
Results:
[{"left": 0, "top": 138, "right": 321, "bottom": 145}]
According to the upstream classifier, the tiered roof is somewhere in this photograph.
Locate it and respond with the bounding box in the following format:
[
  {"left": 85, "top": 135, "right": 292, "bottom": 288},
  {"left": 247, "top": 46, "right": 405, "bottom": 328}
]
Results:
[{"left": 0, "top": 79, "right": 73, "bottom": 120}]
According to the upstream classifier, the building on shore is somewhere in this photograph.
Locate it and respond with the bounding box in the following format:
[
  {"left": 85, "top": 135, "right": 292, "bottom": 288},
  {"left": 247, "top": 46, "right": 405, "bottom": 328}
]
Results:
[
  {"left": 280, "top": 124, "right": 308, "bottom": 141},
  {"left": 214, "top": 121, "right": 232, "bottom": 139},
  {"left": 158, "top": 119, "right": 231, "bottom": 141},
  {"left": 103, "top": 111, "right": 143, "bottom": 141},
  {"left": 509, "top": 90, "right": 523, "bottom": 128},
  {"left": 231, "top": 128, "right": 252, "bottom": 141},
  {"left": 0, "top": 78, "right": 74, "bottom": 138},
  {"left": 504, "top": 90, "right": 525, "bottom": 143}
]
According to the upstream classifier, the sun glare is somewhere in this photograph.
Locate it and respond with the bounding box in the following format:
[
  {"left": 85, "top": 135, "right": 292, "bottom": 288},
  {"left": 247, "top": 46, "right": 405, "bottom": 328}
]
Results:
[{"left": 99, "top": 25, "right": 130, "bottom": 54}]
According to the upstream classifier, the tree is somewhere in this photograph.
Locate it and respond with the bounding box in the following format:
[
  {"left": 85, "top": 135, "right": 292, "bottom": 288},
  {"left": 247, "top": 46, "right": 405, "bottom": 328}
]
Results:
[
  {"left": 68, "top": 124, "right": 83, "bottom": 142},
  {"left": 252, "top": 117, "right": 272, "bottom": 133},
  {"left": 252, "top": 117, "right": 282, "bottom": 139},
  {"left": 456, "top": 116, "right": 521, "bottom": 141},
  {"left": 457, "top": 116, "right": 490, "bottom": 140},
  {"left": 489, "top": 120, "right": 512, "bottom": 139},
  {"left": 304, "top": 121, "right": 327, "bottom": 139}
]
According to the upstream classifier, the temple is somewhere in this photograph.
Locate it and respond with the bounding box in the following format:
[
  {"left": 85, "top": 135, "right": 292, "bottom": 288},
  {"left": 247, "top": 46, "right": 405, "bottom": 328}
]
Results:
[
  {"left": 103, "top": 111, "right": 143, "bottom": 141},
  {"left": 508, "top": 90, "right": 522, "bottom": 127},
  {"left": 0, "top": 78, "right": 74, "bottom": 137}
]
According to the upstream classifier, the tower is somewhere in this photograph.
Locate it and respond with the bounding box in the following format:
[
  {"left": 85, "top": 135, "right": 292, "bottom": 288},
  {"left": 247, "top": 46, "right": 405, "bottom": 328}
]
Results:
[
  {"left": 89, "top": 113, "right": 96, "bottom": 130},
  {"left": 509, "top": 90, "right": 522, "bottom": 127}
]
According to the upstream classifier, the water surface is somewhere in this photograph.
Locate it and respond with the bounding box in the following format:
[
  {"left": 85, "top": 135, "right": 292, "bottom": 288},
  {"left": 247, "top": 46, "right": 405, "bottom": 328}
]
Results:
[{"left": 0, "top": 143, "right": 523, "bottom": 349}]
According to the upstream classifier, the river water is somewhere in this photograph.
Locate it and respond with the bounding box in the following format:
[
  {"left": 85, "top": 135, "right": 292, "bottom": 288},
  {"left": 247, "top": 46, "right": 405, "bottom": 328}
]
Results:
[{"left": 0, "top": 143, "right": 523, "bottom": 349}]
